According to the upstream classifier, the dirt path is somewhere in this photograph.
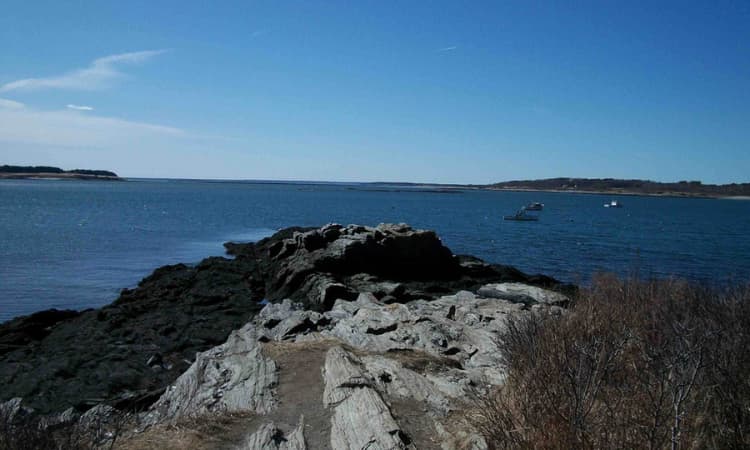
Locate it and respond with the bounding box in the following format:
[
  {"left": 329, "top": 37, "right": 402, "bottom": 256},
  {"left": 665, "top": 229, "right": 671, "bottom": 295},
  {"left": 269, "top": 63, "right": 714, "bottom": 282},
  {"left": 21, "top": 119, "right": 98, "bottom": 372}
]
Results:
[{"left": 261, "top": 339, "right": 336, "bottom": 449}]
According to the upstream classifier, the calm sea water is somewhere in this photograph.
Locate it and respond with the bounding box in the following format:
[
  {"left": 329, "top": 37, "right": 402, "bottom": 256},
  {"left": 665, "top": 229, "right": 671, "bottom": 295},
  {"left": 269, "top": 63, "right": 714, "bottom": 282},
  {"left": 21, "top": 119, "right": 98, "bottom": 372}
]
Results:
[{"left": 1, "top": 178, "right": 749, "bottom": 322}]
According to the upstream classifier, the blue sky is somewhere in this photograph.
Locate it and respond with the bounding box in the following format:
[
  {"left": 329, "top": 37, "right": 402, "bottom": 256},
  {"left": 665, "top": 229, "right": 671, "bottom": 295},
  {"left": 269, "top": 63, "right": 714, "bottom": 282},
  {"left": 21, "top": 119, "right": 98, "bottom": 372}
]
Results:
[{"left": 1, "top": 1, "right": 748, "bottom": 183}]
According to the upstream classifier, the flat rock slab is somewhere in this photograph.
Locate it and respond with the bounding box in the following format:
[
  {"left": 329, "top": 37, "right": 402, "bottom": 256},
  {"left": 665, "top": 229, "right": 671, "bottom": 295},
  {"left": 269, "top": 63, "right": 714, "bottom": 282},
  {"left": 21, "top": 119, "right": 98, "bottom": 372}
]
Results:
[
  {"left": 477, "top": 282, "right": 569, "bottom": 307},
  {"left": 145, "top": 324, "right": 277, "bottom": 425},
  {"left": 324, "top": 346, "right": 413, "bottom": 450}
]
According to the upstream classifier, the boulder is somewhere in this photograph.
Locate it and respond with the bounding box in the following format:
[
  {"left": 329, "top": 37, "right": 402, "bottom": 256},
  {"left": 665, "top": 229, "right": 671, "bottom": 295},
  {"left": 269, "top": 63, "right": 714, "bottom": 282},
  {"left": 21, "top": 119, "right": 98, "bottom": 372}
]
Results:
[{"left": 477, "top": 282, "right": 570, "bottom": 307}]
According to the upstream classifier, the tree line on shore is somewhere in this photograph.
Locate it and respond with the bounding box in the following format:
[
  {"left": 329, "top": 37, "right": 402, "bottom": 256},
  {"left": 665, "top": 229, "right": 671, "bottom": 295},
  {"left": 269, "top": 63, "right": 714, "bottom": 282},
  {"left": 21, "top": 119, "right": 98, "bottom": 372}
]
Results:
[
  {"left": 490, "top": 177, "right": 750, "bottom": 197},
  {"left": 0, "top": 165, "right": 117, "bottom": 177}
]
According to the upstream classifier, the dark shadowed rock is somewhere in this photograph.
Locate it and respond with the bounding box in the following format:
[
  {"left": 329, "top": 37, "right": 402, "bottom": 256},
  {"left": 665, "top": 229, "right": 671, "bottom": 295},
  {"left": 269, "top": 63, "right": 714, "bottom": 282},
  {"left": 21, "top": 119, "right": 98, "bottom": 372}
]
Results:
[
  {"left": 245, "top": 223, "right": 567, "bottom": 309},
  {"left": 0, "top": 258, "right": 265, "bottom": 414},
  {"left": 0, "top": 309, "right": 81, "bottom": 356}
]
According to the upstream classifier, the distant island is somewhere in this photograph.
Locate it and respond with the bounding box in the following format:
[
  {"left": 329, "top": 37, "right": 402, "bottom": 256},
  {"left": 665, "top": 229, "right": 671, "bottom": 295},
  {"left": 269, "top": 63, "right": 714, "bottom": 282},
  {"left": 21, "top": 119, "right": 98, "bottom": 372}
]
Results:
[
  {"left": 487, "top": 177, "right": 750, "bottom": 198},
  {"left": 0, "top": 165, "right": 121, "bottom": 181}
]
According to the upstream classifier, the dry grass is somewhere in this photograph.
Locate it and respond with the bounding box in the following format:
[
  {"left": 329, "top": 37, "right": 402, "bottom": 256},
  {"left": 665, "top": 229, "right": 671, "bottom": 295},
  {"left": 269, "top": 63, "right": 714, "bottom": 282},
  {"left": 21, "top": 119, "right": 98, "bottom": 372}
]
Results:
[
  {"left": 382, "top": 347, "right": 463, "bottom": 374},
  {"left": 1, "top": 406, "right": 256, "bottom": 450},
  {"left": 261, "top": 337, "right": 338, "bottom": 359},
  {"left": 113, "top": 411, "right": 256, "bottom": 450},
  {"left": 468, "top": 275, "right": 750, "bottom": 450}
]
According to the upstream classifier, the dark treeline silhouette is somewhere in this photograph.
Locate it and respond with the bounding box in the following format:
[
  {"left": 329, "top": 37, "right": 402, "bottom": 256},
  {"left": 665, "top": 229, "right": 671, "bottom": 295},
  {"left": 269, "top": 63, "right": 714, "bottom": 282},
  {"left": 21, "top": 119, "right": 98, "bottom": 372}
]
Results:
[
  {"left": 0, "top": 165, "right": 64, "bottom": 174},
  {"left": 0, "top": 165, "right": 117, "bottom": 177}
]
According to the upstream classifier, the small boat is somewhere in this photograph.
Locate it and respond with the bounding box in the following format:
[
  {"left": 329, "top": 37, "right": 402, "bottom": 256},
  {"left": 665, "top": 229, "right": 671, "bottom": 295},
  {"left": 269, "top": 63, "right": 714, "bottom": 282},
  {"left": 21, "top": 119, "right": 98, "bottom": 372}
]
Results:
[
  {"left": 504, "top": 208, "right": 539, "bottom": 221},
  {"left": 604, "top": 200, "right": 622, "bottom": 208},
  {"left": 524, "top": 202, "right": 544, "bottom": 211}
]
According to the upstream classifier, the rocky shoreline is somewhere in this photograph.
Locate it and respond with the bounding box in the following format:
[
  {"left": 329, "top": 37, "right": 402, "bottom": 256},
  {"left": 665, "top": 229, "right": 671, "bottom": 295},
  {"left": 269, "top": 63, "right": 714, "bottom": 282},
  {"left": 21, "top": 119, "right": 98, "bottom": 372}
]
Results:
[{"left": 0, "top": 223, "right": 573, "bottom": 448}]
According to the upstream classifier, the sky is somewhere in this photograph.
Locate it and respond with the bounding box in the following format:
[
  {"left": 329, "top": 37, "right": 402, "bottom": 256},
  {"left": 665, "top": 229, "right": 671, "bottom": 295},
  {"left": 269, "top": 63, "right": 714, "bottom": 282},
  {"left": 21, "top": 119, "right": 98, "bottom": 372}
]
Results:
[{"left": 0, "top": 1, "right": 748, "bottom": 184}]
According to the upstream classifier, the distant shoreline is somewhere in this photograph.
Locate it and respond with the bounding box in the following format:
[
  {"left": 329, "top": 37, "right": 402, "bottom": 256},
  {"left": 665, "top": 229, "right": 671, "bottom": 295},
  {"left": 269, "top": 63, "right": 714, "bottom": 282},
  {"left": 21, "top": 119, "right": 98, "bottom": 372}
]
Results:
[
  {"left": 3, "top": 174, "right": 749, "bottom": 199},
  {"left": 483, "top": 186, "right": 750, "bottom": 200},
  {"left": 0, "top": 165, "right": 121, "bottom": 181},
  {"left": 484, "top": 177, "right": 750, "bottom": 200},
  {"left": 0, "top": 172, "right": 122, "bottom": 181}
]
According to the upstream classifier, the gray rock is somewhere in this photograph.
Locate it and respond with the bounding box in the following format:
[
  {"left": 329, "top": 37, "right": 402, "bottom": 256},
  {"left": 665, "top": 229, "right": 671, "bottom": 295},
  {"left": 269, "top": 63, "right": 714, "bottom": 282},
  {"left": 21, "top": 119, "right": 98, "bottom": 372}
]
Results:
[
  {"left": 0, "top": 397, "right": 27, "bottom": 422},
  {"left": 258, "top": 300, "right": 327, "bottom": 341},
  {"left": 137, "top": 281, "right": 568, "bottom": 448},
  {"left": 323, "top": 346, "right": 412, "bottom": 449},
  {"left": 239, "top": 416, "right": 306, "bottom": 450},
  {"left": 361, "top": 355, "right": 452, "bottom": 413},
  {"left": 145, "top": 323, "right": 277, "bottom": 425},
  {"left": 477, "top": 282, "right": 569, "bottom": 307}
]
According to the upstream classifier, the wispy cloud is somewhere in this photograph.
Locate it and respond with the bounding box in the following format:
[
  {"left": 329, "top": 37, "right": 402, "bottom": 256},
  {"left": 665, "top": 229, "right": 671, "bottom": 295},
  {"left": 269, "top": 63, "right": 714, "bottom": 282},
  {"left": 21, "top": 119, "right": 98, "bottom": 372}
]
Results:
[
  {"left": 436, "top": 46, "right": 458, "bottom": 53},
  {"left": 0, "top": 98, "right": 25, "bottom": 109},
  {"left": 0, "top": 106, "right": 184, "bottom": 148},
  {"left": 0, "top": 50, "right": 167, "bottom": 93},
  {"left": 66, "top": 104, "right": 94, "bottom": 111},
  {"left": 250, "top": 30, "right": 267, "bottom": 38}
]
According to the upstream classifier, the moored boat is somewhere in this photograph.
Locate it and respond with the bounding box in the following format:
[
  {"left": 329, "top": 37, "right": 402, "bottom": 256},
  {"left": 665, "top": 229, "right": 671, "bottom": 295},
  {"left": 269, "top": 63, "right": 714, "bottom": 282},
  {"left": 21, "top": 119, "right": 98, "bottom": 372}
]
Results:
[
  {"left": 524, "top": 202, "right": 544, "bottom": 211},
  {"left": 504, "top": 208, "right": 539, "bottom": 221}
]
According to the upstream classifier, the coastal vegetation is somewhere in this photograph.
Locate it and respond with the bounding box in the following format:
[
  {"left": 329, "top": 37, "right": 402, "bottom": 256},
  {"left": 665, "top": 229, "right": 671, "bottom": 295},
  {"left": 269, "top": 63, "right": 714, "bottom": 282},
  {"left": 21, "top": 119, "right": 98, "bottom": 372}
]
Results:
[
  {"left": 470, "top": 275, "right": 750, "bottom": 449},
  {"left": 489, "top": 177, "right": 750, "bottom": 198},
  {"left": 0, "top": 165, "right": 119, "bottom": 179}
]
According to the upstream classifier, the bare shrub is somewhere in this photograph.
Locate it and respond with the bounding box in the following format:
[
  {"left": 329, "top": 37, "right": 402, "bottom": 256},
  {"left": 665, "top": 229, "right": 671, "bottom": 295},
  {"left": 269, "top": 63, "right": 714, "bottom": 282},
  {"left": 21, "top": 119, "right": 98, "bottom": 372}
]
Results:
[
  {"left": 0, "top": 405, "right": 134, "bottom": 450},
  {"left": 469, "top": 275, "right": 750, "bottom": 450}
]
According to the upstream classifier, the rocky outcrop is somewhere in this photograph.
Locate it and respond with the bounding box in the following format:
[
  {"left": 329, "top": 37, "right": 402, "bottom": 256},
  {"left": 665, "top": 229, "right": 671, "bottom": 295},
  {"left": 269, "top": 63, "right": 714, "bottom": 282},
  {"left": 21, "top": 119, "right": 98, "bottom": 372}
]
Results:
[
  {"left": 129, "top": 283, "right": 568, "bottom": 449},
  {"left": 235, "top": 223, "right": 567, "bottom": 310},
  {"left": 0, "top": 223, "right": 571, "bottom": 426},
  {"left": 0, "top": 257, "right": 265, "bottom": 414},
  {"left": 244, "top": 223, "right": 461, "bottom": 309},
  {"left": 0, "top": 309, "right": 81, "bottom": 356},
  {"left": 144, "top": 324, "right": 278, "bottom": 425}
]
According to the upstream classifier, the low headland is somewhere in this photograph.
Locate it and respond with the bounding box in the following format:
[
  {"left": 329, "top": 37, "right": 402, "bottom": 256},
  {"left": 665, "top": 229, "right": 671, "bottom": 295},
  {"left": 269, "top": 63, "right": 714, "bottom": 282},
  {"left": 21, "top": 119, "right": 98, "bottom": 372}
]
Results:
[
  {"left": 0, "top": 165, "right": 121, "bottom": 181},
  {"left": 0, "top": 224, "right": 748, "bottom": 449},
  {"left": 486, "top": 177, "right": 750, "bottom": 198}
]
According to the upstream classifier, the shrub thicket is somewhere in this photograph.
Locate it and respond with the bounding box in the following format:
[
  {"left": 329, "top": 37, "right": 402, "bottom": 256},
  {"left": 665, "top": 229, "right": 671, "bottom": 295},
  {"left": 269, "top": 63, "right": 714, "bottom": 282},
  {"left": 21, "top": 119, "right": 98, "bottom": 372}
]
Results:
[
  {"left": 470, "top": 275, "right": 750, "bottom": 450},
  {"left": 0, "top": 405, "right": 131, "bottom": 450}
]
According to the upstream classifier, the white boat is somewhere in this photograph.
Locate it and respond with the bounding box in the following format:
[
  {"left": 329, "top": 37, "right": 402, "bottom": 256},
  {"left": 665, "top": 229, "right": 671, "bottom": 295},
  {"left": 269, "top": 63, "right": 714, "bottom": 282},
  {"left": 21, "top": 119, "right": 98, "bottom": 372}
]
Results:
[
  {"left": 604, "top": 200, "right": 622, "bottom": 208},
  {"left": 524, "top": 202, "right": 544, "bottom": 211}
]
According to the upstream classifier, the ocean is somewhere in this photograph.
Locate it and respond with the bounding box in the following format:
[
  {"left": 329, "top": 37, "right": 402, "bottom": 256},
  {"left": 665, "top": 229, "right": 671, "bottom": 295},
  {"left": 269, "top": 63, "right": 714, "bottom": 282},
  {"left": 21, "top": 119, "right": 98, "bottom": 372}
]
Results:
[{"left": 1, "top": 178, "right": 748, "bottom": 322}]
